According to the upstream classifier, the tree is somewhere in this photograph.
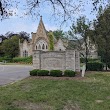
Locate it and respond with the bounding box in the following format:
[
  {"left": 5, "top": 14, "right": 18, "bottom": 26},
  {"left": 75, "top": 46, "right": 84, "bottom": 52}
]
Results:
[
  {"left": 53, "top": 30, "right": 64, "bottom": 40},
  {"left": 1, "top": 36, "right": 19, "bottom": 58},
  {"left": 18, "top": 31, "right": 30, "bottom": 42},
  {"left": 4, "top": 31, "right": 30, "bottom": 41},
  {"left": 48, "top": 31, "right": 54, "bottom": 51},
  {"left": 5, "top": 32, "right": 15, "bottom": 38},
  {"left": 1, "top": 0, "right": 107, "bottom": 22},
  {"left": 0, "top": 34, "right": 6, "bottom": 40},
  {"left": 93, "top": 6, "right": 110, "bottom": 70},
  {"left": 0, "top": 0, "right": 83, "bottom": 21},
  {"left": 68, "top": 16, "right": 91, "bottom": 68}
]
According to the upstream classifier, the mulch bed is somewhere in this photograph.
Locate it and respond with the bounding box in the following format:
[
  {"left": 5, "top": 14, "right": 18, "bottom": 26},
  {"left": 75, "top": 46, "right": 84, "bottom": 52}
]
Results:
[
  {"left": 28, "top": 71, "right": 110, "bottom": 81},
  {"left": 27, "top": 72, "right": 87, "bottom": 81}
]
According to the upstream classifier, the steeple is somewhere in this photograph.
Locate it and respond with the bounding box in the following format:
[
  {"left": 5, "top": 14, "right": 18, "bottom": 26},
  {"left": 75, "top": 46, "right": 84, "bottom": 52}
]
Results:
[
  {"left": 36, "top": 16, "right": 46, "bottom": 33},
  {"left": 40, "top": 15, "right": 42, "bottom": 20},
  {"left": 35, "top": 16, "right": 49, "bottom": 42}
]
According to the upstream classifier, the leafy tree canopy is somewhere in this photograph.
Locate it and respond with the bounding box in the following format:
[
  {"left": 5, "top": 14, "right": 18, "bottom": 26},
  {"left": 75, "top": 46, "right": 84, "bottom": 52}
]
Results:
[
  {"left": 68, "top": 16, "right": 91, "bottom": 68},
  {"left": 48, "top": 31, "right": 54, "bottom": 51},
  {"left": 53, "top": 30, "right": 65, "bottom": 40},
  {"left": 1, "top": 36, "right": 19, "bottom": 58},
  {"left": 93, "top": 6, "right": 110, "bottom": 70}
]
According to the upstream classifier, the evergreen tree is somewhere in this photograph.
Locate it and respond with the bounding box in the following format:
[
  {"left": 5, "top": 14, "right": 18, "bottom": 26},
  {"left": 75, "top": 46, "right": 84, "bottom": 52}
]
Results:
[{"left": 93, "top": 6, "right": 110, "bottom": 70}]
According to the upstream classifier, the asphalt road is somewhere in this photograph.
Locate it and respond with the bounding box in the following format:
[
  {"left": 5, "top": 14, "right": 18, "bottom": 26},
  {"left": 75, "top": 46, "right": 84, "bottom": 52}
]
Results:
[{"left": 0, "top": 65, "right": 33, "bottom": 86}]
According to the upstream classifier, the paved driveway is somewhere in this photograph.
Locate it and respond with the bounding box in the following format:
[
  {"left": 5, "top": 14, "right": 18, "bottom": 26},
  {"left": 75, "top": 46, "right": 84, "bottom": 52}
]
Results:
[{"left": 0, "top": 65, "right": 33, "bottom": 86}]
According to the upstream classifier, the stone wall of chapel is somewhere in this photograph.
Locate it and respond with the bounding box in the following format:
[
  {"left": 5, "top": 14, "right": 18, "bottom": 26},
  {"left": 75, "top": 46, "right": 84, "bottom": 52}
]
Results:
[
  {"left": 35, "top": 39, "right": 48, "bottom": 51},
  {"left": 54, "top": 39, "right": 66, "bottom": 51},
  {"left": 19, "top": 40, "right": 32, "bottom": 57},
  {"left": 32, "top": 17, "right": 49, "bottom": 49}
]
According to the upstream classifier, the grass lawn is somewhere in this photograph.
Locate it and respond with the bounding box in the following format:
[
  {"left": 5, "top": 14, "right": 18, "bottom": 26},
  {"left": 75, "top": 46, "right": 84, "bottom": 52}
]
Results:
[{"left": 0, "top": 72, "right": 110, "bottom": 110}]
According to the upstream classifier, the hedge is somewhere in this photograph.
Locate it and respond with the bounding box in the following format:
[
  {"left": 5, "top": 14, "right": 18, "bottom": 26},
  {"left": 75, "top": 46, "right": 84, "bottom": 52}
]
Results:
[
  {"left": 86, "top": 62, "right": 104, "bottom": 71},
  {"left": 37, "top": 70, "right": 49, "bottom": 76},
  {"left": 64, "top": 70, "right": 76, "bottom": 77},
  {"left": 50, "top": 70, "right": 62, "bottom": 77},
  {"left": 80, "top": 58, "right": 100, "bottom": 63},
  {"left": 30, "top": 69, "right": 39, "bottom": 76},
  {"left": 13, "top": 56, "right": 32, "bottom": 64},
  {"left": 30, "top": 69, "right": 77, "bottom": 77},
  {"left": 0, "top": 56, "right": 12, "bottom": 63}
]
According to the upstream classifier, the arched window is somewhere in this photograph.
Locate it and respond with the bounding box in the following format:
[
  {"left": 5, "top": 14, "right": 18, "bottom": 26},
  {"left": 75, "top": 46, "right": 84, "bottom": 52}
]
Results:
[
  {"left": 23, "top": 50, "right": 28, "bottom": 57},
  {"left": 59, "top": 49, "right": 61, "bottom": 51},
  {"left": 38, "top": 44, "right": 41, "bottom": 50},
  {"left": 36, "top": 40, "right": 48, "bottom": 51},
  {"left": 26, "top": 51, "right": 28, "bottom": 57},
  {"left": 36, "top": 45, "right": 37, "bottom": 50},
  {"left": 42, "top": 44, "right": 45, "bottom": 49},
  {"left": 46, "top": 45, "right": 48, "bottom": 49}
]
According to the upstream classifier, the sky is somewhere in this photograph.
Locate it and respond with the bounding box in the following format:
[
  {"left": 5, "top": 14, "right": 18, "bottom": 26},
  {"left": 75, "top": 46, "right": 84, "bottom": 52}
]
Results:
[{"left": 0, "top": 0, "right": 98, "bottom": 36}]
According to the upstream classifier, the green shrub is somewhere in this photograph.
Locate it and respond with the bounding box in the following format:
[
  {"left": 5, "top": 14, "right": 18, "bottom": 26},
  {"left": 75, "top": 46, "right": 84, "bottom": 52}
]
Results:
[
  {"left": 80, "top": 58, "right": 100, "bottom": 63},
  {"left": 30, "top": 69, "right": 39, "bottom": 76},
  {"left": 0, "top": 57, "right": 5, "bottom": 62},
  {"left": 64, "top": 70, "right": 76, "bottom": 77},
  {"left": 37, "top": 70, "right": 49, "bottom": 76},
  {"left": 50, "top": 70, "right": 62, "bottom": 77},
  {"left": 13, "top": 56, "right": 32, "bottom": 64},
  {"left": 87, "top": 62, "right": 104, "bottom": 71},
  {"left": 0, "top": 56, "right": 12, "bottom": 63}
]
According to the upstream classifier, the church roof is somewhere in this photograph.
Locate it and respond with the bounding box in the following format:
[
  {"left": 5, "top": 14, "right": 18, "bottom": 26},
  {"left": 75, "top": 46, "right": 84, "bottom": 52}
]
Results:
[
  {"left": 35, "top": 16, "right": 49, "bottom": 42},
  {"left": 36, "top": 16, "right": 46, "bottom": 33}
]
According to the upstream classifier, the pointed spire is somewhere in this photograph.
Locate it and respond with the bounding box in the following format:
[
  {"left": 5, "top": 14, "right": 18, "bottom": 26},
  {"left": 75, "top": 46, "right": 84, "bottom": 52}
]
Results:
[
  {"left": 37, "top": 16, "right": 46, "bottom": 33},
  {"left": 36, "top": 16, "right": 48, "bottom": 41},
  {"left": 40, "top": 15, "right": 42, "bottom": 20}
]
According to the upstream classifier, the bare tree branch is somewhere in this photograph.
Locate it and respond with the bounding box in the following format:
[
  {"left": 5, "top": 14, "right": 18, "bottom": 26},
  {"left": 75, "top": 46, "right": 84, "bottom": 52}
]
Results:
[{"left": 0, "top": 0, "right": 109, "bottom": 22}]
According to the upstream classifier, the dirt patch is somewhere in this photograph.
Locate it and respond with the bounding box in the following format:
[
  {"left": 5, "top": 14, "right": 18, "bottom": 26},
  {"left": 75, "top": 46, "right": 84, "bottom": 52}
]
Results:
[
  {"left": 95, "top": 100, "right": 104, "bottom": 103},
  {"left": 63, "top": 101, "right": 80, "bottom": 110},
  {"left": 106, "top": 96, "right": 110, "bottom": 100},
  {"left": 27, "top": 76, "right": 86, "bottom": 81},
  {"left": 13, "top": 100, "right": 53, "bottom": 110}
]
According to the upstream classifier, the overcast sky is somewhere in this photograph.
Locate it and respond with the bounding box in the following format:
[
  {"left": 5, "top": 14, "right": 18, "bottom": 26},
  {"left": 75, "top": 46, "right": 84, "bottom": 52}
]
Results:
[{"left": 0, "top": 0, "right": 97, "bottom": 36}]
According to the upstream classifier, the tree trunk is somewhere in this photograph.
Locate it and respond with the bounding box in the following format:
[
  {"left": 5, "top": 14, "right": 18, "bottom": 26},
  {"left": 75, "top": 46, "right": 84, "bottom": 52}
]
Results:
[
  {"left": 85, "top": 37, "right": 88, "bottom": 70},
  {"left": 105, "top": 38, "right": 108, "bottom": 71},
  {"left": 105, "top": 46, "right": 108, "bottom": 71}
]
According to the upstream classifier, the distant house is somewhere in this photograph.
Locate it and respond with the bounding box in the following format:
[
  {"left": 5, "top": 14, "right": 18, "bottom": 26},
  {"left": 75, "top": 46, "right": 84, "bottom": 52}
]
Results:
[{"left": 67, "top": 37, "right": 98, "bottom": 59}]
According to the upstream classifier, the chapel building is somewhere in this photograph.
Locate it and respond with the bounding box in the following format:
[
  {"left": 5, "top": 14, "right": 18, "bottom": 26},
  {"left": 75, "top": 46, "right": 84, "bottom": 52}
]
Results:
[
  {"left": 19, "top": 16, "right": 67, "bottom": 57},
  {"left": 19, "top": 16, "right": 98, "bottom": 59}
]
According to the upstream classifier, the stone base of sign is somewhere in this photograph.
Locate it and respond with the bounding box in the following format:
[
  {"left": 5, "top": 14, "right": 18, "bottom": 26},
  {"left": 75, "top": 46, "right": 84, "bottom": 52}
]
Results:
[{"left": 33, "top": 50, "right": 80, "bottom": 72}]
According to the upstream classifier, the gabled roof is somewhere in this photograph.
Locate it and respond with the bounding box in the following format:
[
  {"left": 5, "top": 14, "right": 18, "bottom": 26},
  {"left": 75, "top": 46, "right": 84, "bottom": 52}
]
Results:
[
  {"left": 37, "top": 16, "right": 46, "bottom": 32},
  {"left": 36, "top": 16, "right": 48, "bottom": 41}
]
